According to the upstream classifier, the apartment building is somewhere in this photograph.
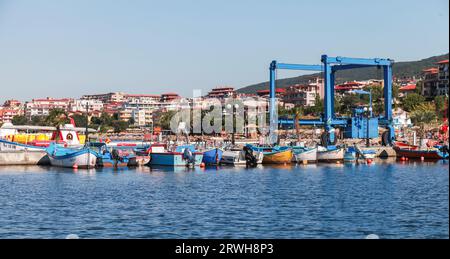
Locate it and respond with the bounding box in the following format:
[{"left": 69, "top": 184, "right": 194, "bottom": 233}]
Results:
[{"left": 25, "top": 97, "right": 72, "bottom": 117}]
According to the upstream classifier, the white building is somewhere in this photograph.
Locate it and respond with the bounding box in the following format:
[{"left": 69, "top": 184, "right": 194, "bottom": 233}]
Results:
[
  {"left": 70, "top": 99, "right": 104, "bottom": 113},
  {"left": 82, "top": 92, "right": 126, "bottom": 103},
  {"left": 25, "top": 98, "right": 72, "bottom": 117},
  {"left": 119, "top": 108, "right": 153, "bottom": 127}
]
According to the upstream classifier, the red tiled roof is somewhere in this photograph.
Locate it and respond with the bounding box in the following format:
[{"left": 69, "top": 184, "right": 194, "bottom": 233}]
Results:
[
  {"left": 423, "top": 68, "right": 439, "bottom": 74},
  {"left": 335, "top": 86, "right": 359, "bottom": 90},
  {"left": 257, "top": 88, "right": 286, "bottom": 94},
  {"left": 126, "top": 94, "right": 161, "bottom": 98},
  {"left": 437, "top": 59, "right": 449, "bottom": 64},
  {"left": 399, "top": 84, "right": 416, "bottom": 91}
]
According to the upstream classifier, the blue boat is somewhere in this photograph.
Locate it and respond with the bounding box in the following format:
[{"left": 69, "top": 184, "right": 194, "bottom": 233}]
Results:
[
  {"left": 148, "top": 144, "right": 204, "bottom": 167},
  {"left": 344, "top": 146, "right": 357, "bottom": 162},
  {"left": 88, "top": 142, "right": 136, "bottom": 168},
  {"left": 46, "top": 143, "right": 97, "bottom": 169},
  {"left": 202, "top": 148, "right": 223, "bottom": 165}
]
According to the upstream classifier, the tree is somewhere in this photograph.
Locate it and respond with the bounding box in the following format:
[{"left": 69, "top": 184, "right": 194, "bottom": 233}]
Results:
[
  {"left": 111, "top": 120, "right": 129, "bottom": 133},
  {"left": 31, "top": 116, "right": 46, "bottom": 126},
  {"left": 410, "top": 103, "right": 437, "bottom": 138},
  {"left": 304, "top": 96, "right": 324, "bottom": 116},
  {"left": 158, "top": 110, "right": 177, "bottom": 130},
  {"left": 45, "top": 109, "right": 69, "bottom": 127},
  {"left": 71, "top": 114, "right": 88, "bottom": 128},
  {"left": 402, "top": 93, "right": 425, "bottom": 112},
  {"left": 414, "top": 81, "right": 423, "bottom": 95},
  {"left": 90, "top": 112, "right": 113, "bottom": 133},
  {"left": 337, "top": 94, "right": 360, "bottom": 115},
  {"left": 434, "top": 95, "right": 449, "bottom": 119},
  {"left": 12, "top": 115, "right": 29, "bottom": 125}
]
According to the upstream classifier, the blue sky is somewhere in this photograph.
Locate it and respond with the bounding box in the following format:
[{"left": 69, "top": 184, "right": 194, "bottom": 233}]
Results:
[{"left": 0, "top": 0, "right": 448, "bottom": 102}]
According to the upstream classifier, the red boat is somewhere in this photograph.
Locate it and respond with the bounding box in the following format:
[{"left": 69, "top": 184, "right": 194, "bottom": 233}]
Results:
[{"left": 393, "top": 143, "right": 448, "bottom": 160}]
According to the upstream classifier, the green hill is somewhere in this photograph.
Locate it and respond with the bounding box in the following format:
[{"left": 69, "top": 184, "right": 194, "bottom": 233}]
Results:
[{"left": 237, "top": 53, "right": 449, "bottom": 93}]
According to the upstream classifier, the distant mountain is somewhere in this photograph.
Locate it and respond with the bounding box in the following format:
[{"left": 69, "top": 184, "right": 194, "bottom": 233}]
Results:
[{"left": 237, "top": 53, "right": 449, "bottom": 93}]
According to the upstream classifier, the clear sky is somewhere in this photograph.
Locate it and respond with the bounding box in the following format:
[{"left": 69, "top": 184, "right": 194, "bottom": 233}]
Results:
[{"left": 0, "top": 0, "right": 448, "bottom": 102}]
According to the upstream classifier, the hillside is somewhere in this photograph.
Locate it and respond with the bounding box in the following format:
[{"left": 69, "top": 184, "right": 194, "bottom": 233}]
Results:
[{"left": 237, "top": 53, "right": 449, "bottom": 93}]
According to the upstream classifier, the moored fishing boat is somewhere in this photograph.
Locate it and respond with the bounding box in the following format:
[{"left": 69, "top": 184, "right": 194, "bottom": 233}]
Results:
[
  {"left": 317, "top": 146, "right": 345, "bottom": 162},
  {"left": 393, "top": 144, "right": 448, "bottom": 160},
  {"left": 0, "top": 139, "right": 46, "bottom": 152},
  {"left": 89, "top": 142, "right": 136, "bottom": 168},
  {"left": 246, "top": 145, "right": 293, "bottom": 164},
  {"left": 202, "top": 148, "right": 224, "bottom": 166},
  {"left": 147, "top": 144, "right": 204, "bottom": 167},
  {"left": 46, "top": 143, "right": 97, "bottom": 169},
  {"left": 292, "top": 147, "right": 317, "bottom": 163},
  {"left": 220, "top": 149, "right": 264, "bottom": 166}
]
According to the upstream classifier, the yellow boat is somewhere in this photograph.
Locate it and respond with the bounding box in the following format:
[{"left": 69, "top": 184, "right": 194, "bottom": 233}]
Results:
[{"left": 263, "top": 149, "right": 293, "bottom": 164}]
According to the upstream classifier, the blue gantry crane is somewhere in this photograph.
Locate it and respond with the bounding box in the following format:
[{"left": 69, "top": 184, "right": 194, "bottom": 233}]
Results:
[{"left": 268, "top": 55, "right": 395, "bottom": 147}]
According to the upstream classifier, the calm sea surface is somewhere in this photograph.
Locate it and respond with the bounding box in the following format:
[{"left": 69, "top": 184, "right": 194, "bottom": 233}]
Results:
[{"left": 0, "top": 160, "right": 448, "bottom": 239}]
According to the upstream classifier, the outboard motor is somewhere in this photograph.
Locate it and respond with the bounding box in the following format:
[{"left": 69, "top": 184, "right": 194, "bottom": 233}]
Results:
[
  {"left": 243, "top": 146, "right": 258, "bottom": 168},
  {"left": 439, "top": 144, "right": 449, "bottom": 157},
  {"left": 111, "top": 149, "right": 124, "bottom": 162},
  {"left": 183, "top": 148, "right": 196, "bottom": 167}
]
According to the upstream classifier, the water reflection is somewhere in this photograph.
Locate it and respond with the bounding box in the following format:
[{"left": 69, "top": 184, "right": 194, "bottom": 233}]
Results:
[{"left": 0, "top": 161, "right": 448, "bottom": 238}]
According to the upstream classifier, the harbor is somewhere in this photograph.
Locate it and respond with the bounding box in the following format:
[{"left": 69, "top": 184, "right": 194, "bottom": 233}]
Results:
[
  {"left": 0, "top": 0, "right": 448, "bottom": 243},
  {"left": 0, "top": 161, "right": 447, "bottom": 239}
]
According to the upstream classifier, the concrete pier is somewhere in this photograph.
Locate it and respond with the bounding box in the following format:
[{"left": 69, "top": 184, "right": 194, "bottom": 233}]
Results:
[
  {"left": 0, "top": 151, "right": 50, "bottom": 166},
  {"left": 360, "top": 146, "right": 397, "bottom": 158}
]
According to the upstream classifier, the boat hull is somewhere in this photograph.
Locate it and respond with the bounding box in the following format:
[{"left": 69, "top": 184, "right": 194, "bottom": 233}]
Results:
[
  {"left": 149, "top": 152, "right": 204, "bottom": 167},
  {"left": 394, "top": 146, "right": 447, "bottom": 160},
  {"left": 0, "top": 139, "right": 46, "bottom": 152},
  {"left": 0, "top": 150, "right": 49, "bottom": 166},
  {"left": 202, "top": 148, "right": 223, "bottom": 165},
  {"left": 48, "top": 150, "right": 97, "bottom": 169},
  {"left": 220, "top": 150, "right": 264, "bottom": 166},
  {"left": 293, "top": 148, "right": 317, "bottom": 163},
  {"left": 263, "top": 149, "right": 293, "bottom": 164},
  {"left": 317, "top": 148, "right": 345, "bottom": 162}
]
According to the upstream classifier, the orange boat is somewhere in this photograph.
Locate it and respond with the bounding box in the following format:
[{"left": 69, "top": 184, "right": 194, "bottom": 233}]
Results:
[
  {"left": 262, "top": 149, "right": 293, "bottom": 164},
  {"left": 246, "top": 145, "right": 293, "bottom": 164}
]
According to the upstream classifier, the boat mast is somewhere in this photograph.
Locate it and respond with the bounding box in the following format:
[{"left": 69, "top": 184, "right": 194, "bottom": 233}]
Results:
[{"left": 85, "top": 103, "right": 89, "bottom": 146}]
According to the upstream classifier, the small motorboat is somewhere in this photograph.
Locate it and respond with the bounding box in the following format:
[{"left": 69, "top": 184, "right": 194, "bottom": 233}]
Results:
[
  {"left": 202, "top": 148, "right": 224, "bottom": 166},
  {"left": 220, "top": 148, "right": 264, "bottom": 166},
  {"left": 46, "top": 143, "right": 97, "bottom": 169},
  {"left": 292, "top": 146, "right": 318, "bottom": 163},
  {"left": 317, "top": 146, "right": 345, "bottom": 162},
  {"left": 393, "top": 143, "right": 449, "bottom": 160},
  {"left": 88, "top": 142, "right": 136, "bottom": 168},
  {"left": 147, "top": 144, "right": 204, "bottom": 167}
]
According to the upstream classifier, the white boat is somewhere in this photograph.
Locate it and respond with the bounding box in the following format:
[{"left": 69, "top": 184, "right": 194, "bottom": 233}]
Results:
[
  {"left": 47, "top": 143, "right": 97, "bottom": 169},
  {"left": 0, "top": 150, "right": 49, "bottom": 166},
  {"left": 293, "top": 147, "right": 318, "bottom": 163},
  {"left": 0, "top": 139, "right": 46, "bottom": 152},
  {"left": 355, "top": 146, "right": 377, "bottom": 159},
  {"left": 317, "top": 146, "right": 345, "bottom": 162},
  {"left": 220, "top": 150, "right": 264, "bottom": 166}
]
